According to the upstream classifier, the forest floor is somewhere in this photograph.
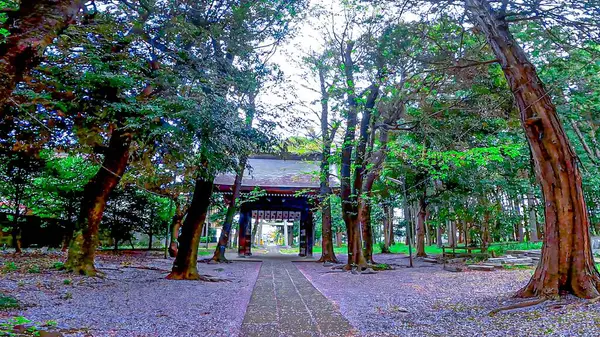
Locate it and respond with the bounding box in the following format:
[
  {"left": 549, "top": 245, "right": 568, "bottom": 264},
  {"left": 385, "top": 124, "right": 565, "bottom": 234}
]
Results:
[
  {"left": 2, "top": 250, "right": 600, "bottom": 336},
  {"left": 0, "top": 250, "right": 260, "bottom": 337},
  {"left": 297, "top": 253, "right": 600, "bottom": 337}
]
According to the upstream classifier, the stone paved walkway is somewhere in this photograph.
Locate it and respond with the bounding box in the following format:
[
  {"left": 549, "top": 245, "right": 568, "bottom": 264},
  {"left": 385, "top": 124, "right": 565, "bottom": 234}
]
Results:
[{"left": 240, "top": 247, "right": 357, "bottom": 337}]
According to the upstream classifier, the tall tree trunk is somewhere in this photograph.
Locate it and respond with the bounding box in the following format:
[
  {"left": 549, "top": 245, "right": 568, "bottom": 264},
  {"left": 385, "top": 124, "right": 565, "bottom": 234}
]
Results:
[
  {"left": 586, "top": 120, "right": 600, "bottom": 159},
  {"left": 168, "top": 205, "right": 186, "bottom": 257},
  {"left": 466, "top": 0, "right": 600, "bottom": 298},
  {"left": 359, "top": 121, "right": 393, "bottom": 263},
  {"left": 482, "top": 206, "right": 491, "bottom": 253},
  {"left": 65, "top": 130, "right": 132, "bottom": 275},
  {"left": 211, "top": 90, "right": 255, "bottom": 262},
  {"left": 317, "top": 63, "right": 339, "bottom": 263},
  {"left": 11, "top": 190, "right": 22, "bottom": 253},
  {"left": 0, "top": 0, "right": 83, "bottom": 111},
  {"left": 319, "top": 193, "right": 338, "bottom": 263},
  {"left": 382, "top": 204, "right": 392, "bottom": 253},
  {"left": 340, "top": 41, "right": 366, "bottom": 269},
  {"left": 148, "top": 207, "right": 154, "bottom": 250},
  {"left": 250, "top": 217, "right": 259, "bottom": 247},
  {"left": 61, "top": 200, "right": 76, "bottom": 252},
  {"left": 514, "top": 198, "right": 524, "bottom": 242},
  {"left": 389, "top": 206, "right": 395, "bottom": 246},
  {"left": 436, "top": 224, "right": 443, "bottom": 248},
  {"left": 211, "top": 158, "right": 246, "bottom": 263},
  {"left": 11, "top": 227, "right": 22, "bottom": 253},
  {"left": 527, "top": 189, "right": 539, "bottom": 242},
  {"left": 359, "top": 198, "right": 375, "bottom": 263},
  {"left": 425, "top": 208, "right": 432, "bottom": 246},
  {"left": 62, "top": 222, "right": 74, "bottom": 252},
  {"left": 168, "top": 177, "right": 214, "bottom": 280},
  {"left": 570, "top": 119, "right": 598, "bottom": 165},
  {"left": 416, "top": 193, "right": 427, "bottom": 257},
  {"left": 335, "top": 231, "right": 343, "bottom": 248},
  {"left": 404, "top": 204, "right": 411, "bottom": 245},
  {"left": 447, "top": 206, "right": 456, "bottom": 247}
]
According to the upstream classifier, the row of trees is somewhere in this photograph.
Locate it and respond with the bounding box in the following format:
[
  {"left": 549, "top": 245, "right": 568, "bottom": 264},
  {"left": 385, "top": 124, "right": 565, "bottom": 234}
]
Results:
[
  {"left": 0, "top": 150, "right": 177, "bottom": 252},
  {"left": 0, "top": 0, "right": 305, "bottom": 281},
  {"left": 2, "top": 0, "right": 600, "bottom": 300},
  {"left": 297, "top": 0, "right": 600, "bottom": 299}
]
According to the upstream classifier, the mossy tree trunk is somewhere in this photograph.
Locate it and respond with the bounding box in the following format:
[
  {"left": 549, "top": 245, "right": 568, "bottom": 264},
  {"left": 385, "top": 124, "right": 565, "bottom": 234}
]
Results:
[
  {"left": 0, "top": 0, "right": 83, "bottom": 110},
  {"left": 168, "top": 177, "right": 214, "bottom": 280},
  {"left": 466, "top": 0, "right": 600, "bottom": 298},
  {"left": 211, "top": 92, "right": 255, "bottom": 262},
  {"left": 416, "top": 193, "right": 427, "bottom": 258},
  {"left": 340, "top": 41, "right": 367, "bottom": 270},
  {"left": 359, "top": 198, "right": 375, "bottom": 264},
  {"left": 317, "top": 63, "right": 339, "bottom": 264},
  {"left": 61, "top": 198, "right": 77, "bottom": 252},
  {"left": 211, "top": 157, "right": 246, "bottom": 262},
  {"left": 65, "top": 130, "right": 132, "bottom": 275},
  {"left": 382, "top": 204, "right": 392, "bottom": 253},
  {"left": 168, "top": 204, "right": 186, "bottom": 258},
  {"left": 319, "top": 194, "right": 338, "bottom": 263}
]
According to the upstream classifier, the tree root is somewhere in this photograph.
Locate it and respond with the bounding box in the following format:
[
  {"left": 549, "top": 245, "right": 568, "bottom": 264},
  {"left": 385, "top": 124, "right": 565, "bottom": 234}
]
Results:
[
  {"left": 553, "top": 296, "right": 600, "bottom": 311},
  {"left": 97, "top": 267, "right": 122, "bottom": 272},
  {"left": 317, "top": 256, "right": 340, "bottom": 264},
  {"left": 207, "top": 257, "right": 232, "bottom": 264},
  {"left": 123, "top": 265, "right": 170, "bottom": 272},
  {"left": 198, "top": 274, "right": 232, "bottom": 282},
  {"left": 488, "top": 298, "right": 548, "bottom": 316},
  {"left": 167, "top": 271, "right": 231, "bottom": 282},
  {"left": 65, "top": 264, "right": 100, "bottom": 277}
]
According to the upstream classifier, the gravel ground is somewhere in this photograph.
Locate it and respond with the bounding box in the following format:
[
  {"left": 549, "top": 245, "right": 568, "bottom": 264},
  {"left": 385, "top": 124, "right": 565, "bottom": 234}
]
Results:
[
  {"left": 297, "top": 253, "right": 600, "bottom": 337},
  {"left": 0, "top": 251, "right": 260, "bottom": 337}
]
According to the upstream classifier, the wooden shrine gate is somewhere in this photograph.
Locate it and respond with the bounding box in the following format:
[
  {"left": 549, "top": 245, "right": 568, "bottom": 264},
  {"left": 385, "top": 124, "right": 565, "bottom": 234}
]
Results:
[
  {"left": 214, "top": 155, "right": 337, "bottom": 257},
  {"left": 235, "top": 193, "right": 315, "bottom": 257}
]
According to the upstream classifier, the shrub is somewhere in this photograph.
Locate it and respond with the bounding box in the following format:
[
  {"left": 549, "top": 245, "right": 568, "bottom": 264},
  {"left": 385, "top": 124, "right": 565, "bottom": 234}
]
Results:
[
  {"left": 2, "top": 262, "right": 17, "bottom": 272},
  {"left": 0, "top": 295, "right": 19, "bottom": 309}
]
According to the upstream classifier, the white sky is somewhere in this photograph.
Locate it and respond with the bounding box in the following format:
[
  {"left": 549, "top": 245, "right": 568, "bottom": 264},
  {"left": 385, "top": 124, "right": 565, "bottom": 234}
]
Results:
[
  {"left": 257, "top": 2, "right": 325, "bottom": 139},
  {"left": 259, "top": 0, "right": 421, "bottom": 139}
]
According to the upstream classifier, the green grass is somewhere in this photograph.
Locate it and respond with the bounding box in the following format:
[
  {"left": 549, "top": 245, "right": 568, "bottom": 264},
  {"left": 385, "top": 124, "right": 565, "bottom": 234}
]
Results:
[
  {"left": 279, "top": 245, "right": 349, "bottom": 255},
  {"left": 502, "top": 264, "right": 533, "bottom": 270},
  {"left": 279, "top": 241, "right": 542, "bottom": 256},
  {"left": 197, "top": 248, "right": 214, "bottom": 256},
  {"left": 385, "top": 243, "right": 444, "bottom": 255},
  {"left": 487, "top": 241, "right": 543, "bottom": 255},
  {"left": 2, "top": 262, "right": 17, "bottom": 272}
]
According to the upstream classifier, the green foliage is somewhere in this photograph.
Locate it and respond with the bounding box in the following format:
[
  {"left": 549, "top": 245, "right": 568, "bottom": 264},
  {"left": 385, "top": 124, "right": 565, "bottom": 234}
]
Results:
[
  {"left": 0, "top": 0, "right": 16, "bottom": 42},
  {"left": 0, "top": 295, "right": 19, "bottom": 309},
  {"left": 372, "top": 263, "right": 393, "bottom": 271},
  {"left": 0, "top": 315, "right": 62, "bottom": 336},
  {"left": 2, "top": 262, "right": 17, "bottom": 272}
]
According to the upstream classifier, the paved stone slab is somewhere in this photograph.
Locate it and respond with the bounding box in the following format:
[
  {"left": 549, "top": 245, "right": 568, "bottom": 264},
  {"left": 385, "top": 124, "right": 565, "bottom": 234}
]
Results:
[{"left": 240, "top": 248, "right": 357, "bottom": 337}]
